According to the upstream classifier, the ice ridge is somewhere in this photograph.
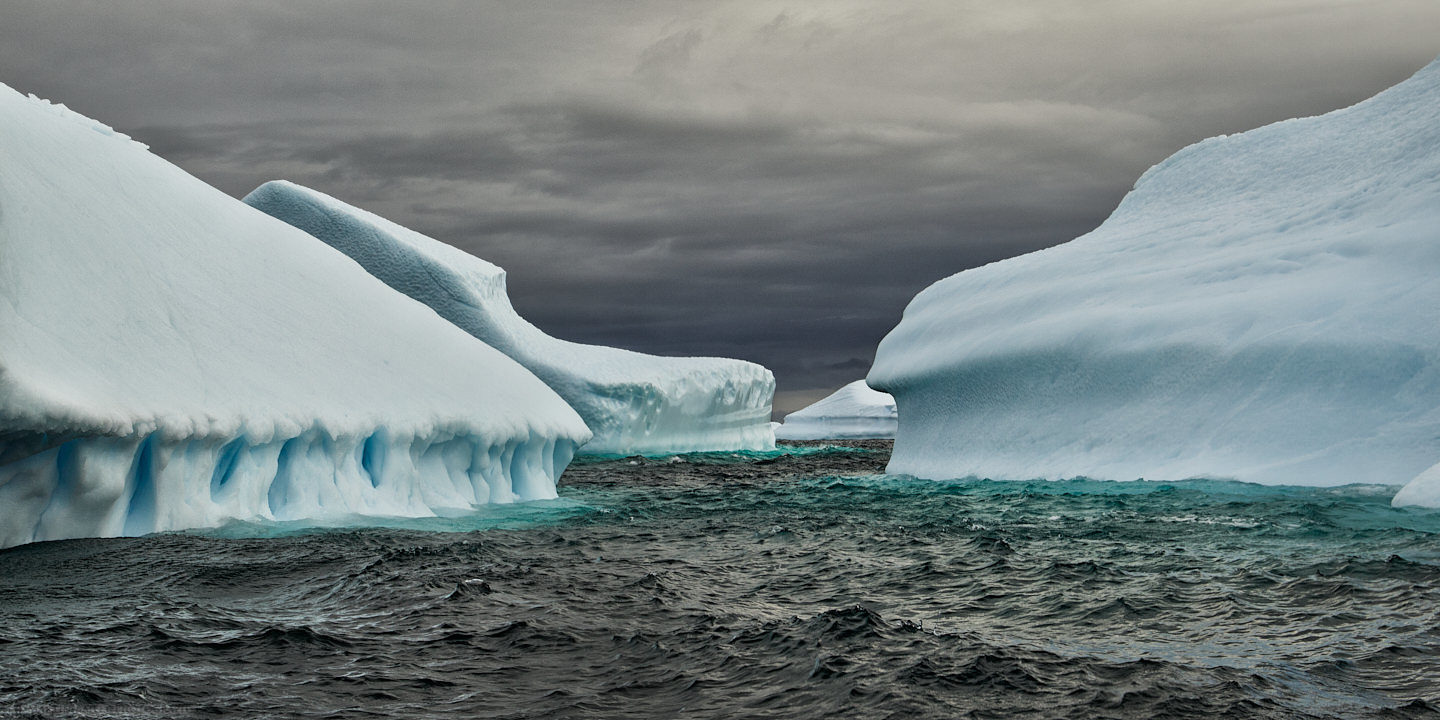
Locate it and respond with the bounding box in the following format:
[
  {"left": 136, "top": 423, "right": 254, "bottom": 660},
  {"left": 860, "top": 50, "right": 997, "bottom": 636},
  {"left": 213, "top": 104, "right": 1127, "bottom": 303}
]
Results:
[{"left": 243, "top": 181, "right": 776, "bottom": 455}]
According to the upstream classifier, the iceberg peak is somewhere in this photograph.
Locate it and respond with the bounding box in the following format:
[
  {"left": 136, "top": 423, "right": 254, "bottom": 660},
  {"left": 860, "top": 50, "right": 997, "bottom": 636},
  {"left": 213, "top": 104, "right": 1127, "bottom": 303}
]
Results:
[{"left": 244, "top": 180, "right": 776, "bottom": 456}]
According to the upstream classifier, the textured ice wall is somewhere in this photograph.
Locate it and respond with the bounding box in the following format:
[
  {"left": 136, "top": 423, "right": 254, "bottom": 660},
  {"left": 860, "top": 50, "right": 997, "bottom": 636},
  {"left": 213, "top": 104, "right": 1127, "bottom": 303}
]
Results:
[
  {"left": 775, "top": 381, "right": 897, "bottom": 440},
  {"left": 0, "top": 83, "right": 591, "bottom": 548},
  {"left": 244, "top": 181, "right": 776, "bottom": 455},
  {"left": 868, "top": 58, "right": 1440, "bottom": 500}
]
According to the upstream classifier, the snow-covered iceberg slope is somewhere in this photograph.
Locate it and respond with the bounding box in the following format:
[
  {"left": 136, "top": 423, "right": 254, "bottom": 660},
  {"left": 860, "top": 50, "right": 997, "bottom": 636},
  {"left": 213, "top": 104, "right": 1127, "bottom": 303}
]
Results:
[
  {"left": 244, "top": 181, "right": 776, "bottom": 455},
  {"left": 868, "top": 57, "right": 1440, "bottom": 504},
  {"left": 775, "top": 381, "right": 897, "bottom": 440},
  {"left": 0, "top": 83, "right": 592, "bottom": 548}
]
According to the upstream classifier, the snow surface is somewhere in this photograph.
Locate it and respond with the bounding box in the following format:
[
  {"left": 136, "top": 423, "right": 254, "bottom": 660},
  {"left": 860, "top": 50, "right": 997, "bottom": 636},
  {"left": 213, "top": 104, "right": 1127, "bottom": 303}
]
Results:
[
  {"left": 0, "top": 83, "right": 592, "bottom": 548},
  {"left": 774, "top": 380, "right": 897, "bottom": 440},
  {"left": 244, "top": 181, "right": 776, "bottom": 455},
  {"left": 868, "top": 57, "right": 1440, "bottom": 504}
]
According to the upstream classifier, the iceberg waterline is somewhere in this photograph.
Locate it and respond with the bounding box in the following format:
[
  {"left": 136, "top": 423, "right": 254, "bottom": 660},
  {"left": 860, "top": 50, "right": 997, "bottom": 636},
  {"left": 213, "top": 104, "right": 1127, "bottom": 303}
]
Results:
[
  {"left": 244, "top": 181, "right": 776, "bottom": 456},
  {"left": 774, "top": 380, "right": 897, "bottom": 440},
  {"left": 870, "top": 57, "right": 1440, "bottom": 504},
  {"left": 0, "top": 83, "right": 591, "bottom": 548},
  {"left": 1, "top": 429, "right": 574, "bottom": 545}
]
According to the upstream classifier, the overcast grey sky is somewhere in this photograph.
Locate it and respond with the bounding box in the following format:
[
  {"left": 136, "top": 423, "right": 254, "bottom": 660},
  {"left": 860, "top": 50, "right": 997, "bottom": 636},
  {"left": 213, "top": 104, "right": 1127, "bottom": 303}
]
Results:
[{"left": 3, "top": 1, "right": 1438, "bottom": 415}]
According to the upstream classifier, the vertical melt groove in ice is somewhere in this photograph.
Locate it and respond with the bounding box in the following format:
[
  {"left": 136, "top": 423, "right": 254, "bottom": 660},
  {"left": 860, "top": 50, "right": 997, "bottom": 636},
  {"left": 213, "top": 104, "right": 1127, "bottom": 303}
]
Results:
[
  {"left": 243, "top": 181, "right": 776, "bottom": 455},
  {"left": 774, "top": 380, "right": 897, "bottom": 440},
  {"left": 0, "top": 83, "right": 592, "bottom": 548},
  {"left": 868, "top": 57, "right": 1440, "bottom": 503}
]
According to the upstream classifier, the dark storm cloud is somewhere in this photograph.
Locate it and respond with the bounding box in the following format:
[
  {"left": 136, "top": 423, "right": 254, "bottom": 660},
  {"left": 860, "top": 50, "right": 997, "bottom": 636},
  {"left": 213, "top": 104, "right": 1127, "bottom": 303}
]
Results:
[{"left": 3, "top": 1, "right": 1439, "bottom": 416}]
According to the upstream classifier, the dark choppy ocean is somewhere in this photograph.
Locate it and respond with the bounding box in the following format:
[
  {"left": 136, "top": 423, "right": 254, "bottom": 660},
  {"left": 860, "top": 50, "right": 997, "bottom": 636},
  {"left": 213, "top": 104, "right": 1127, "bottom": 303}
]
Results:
[{"left": 2, "top": 441, "right": 1439, "bottom": 719}]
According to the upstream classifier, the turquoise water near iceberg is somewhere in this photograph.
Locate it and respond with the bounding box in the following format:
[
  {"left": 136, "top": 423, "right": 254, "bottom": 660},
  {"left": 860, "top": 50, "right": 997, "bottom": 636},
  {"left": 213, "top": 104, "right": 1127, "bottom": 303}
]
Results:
[{"left": 1, "top": 441, "right": 1438, "bottom": 718}]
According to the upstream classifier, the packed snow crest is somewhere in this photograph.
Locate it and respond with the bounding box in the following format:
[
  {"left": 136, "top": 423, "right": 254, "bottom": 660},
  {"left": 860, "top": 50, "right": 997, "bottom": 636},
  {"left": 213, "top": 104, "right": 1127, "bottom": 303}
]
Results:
[
  {"left": 775, "top": 381, "right": 897, "bottom": 440},
  {"left": 243, "top": 181, "right": 776, "bottom": 455},
  {"left": 869, "top": 57, "right": 1440, "bottom": 505},
  {"left": 0, "top": 83, "right": 592, "bottom": 548}
]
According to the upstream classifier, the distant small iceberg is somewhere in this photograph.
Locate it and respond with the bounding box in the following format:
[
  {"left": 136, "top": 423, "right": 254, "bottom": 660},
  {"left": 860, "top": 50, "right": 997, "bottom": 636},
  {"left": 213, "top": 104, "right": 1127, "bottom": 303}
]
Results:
[
  {"left": 775, "top": 380, "right": 897, "bottom": 440},
  {"left": 244, "top": 181, "right": 776, "bottom": 456}
]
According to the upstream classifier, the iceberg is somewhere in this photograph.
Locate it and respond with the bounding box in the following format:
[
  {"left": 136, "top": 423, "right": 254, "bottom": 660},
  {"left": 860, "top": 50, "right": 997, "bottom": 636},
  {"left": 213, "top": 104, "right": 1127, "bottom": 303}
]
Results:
[
  {"left": 0, "top": 83, "right": 592, "bottom": 548},
  {"left": 1393, "top": 462, "right": 1440, "bottom": 508},
  {"left": 774, "top": 381, "right": 897, "bottom": 440},
  {"left": 243, "top": 181, "right": 776, "bottom": 455},
  {"left": 868, "top": 57, "right": 1440, "bottom": 504}
]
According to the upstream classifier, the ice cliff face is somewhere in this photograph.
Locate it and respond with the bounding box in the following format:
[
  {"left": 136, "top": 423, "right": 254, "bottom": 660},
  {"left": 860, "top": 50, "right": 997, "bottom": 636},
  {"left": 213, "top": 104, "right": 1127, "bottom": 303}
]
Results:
[
  {"left": 244, "top": 181, "right": 776, "bottom": 455},
  {"left": 0, "top": 84, "right": 592, "bottom": 548},
  {"left": 775, "top": 381, "right": 897, "bottom": 440},
  {"left": 869, "top": 58, "right": 1440, "bottom": 504}
]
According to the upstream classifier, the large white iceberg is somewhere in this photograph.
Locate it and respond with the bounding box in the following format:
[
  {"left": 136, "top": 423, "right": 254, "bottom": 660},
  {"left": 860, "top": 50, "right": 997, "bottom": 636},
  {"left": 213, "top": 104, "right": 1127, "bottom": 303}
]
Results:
[
  {"left": 774, "top": 381, "right": 897, "bottom": 440},
  {"left": 868, "top": 57, "right": 1440, "bottom": 504},
  {"left": 243, "top": 181, "right": 776, "bottom": 456},
  {"left": 0, "top": 83, "right": 592, "bottom": 548}
]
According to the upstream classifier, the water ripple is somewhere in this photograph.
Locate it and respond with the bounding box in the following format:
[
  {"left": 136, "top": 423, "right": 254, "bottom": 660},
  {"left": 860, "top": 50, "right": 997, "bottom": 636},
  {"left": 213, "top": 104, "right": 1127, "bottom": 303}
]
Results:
[{"left": 1, "top": 441, "right": 1437, "bottom": 718}]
